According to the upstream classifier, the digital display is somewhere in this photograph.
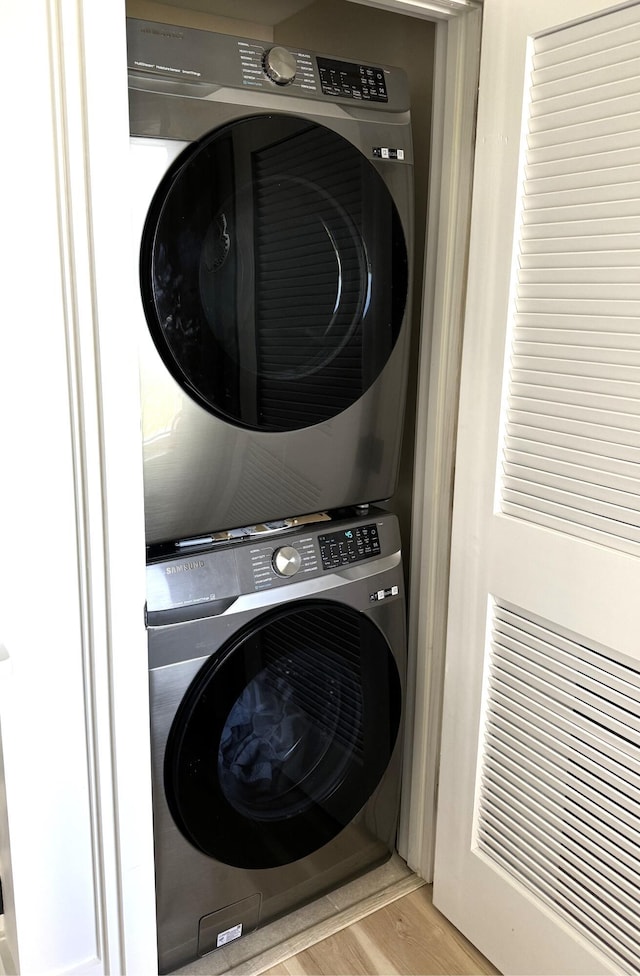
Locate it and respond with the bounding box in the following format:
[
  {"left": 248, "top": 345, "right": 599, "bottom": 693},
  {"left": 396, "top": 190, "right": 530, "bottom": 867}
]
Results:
[
  {"left": 317, "top": 56, "right": 388, "bottom": 102},
  {"left": 318, "top": 523, "right": 381, "bottom": 570}
]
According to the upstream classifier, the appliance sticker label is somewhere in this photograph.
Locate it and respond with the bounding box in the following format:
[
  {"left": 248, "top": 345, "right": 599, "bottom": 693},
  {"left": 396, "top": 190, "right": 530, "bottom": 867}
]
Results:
[
  {"left": 372, "top": 147, "right": 405, "bottom": 160},
  {"left": 217, "top": 923, "right": 243, "bottom": 948},
  {"left": 369, "top": 585, "right": 399, "bottom": 602},
  {"left": 132, "top": 59, "right": 202, "bottom": 78}
]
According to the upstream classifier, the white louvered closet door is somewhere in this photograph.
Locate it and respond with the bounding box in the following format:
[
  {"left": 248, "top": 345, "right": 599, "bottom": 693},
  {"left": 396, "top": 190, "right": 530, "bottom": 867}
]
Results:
[{"left": 433, "top": 2, "right": 640, "bottom": 974}]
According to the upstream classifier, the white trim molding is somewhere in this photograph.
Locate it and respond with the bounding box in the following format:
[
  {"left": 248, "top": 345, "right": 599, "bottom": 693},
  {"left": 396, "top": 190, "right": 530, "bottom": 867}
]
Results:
[
  {"left": 397, "top": 3, "right": 482, "bottom": 880},
  {"left": 61, "top": 0, "right": 158, "bottom": 971},
  {"left": 2, "top": 0, "right": 156, "bottom": 973},
  {"left": 347, "top": 0, "right": 481, "bottom": 21}
]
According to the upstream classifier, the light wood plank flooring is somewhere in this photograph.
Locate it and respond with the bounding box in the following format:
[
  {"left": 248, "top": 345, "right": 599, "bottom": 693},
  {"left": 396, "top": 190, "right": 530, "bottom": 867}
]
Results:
[{"left": 262, "top": 885, "right": 499, "bottom": 976}]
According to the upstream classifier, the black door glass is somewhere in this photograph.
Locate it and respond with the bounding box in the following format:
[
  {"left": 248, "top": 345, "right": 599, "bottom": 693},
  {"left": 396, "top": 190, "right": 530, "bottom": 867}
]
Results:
[
  {"left": 140, "top": 114, "right": 408, "bottom": 431},
  {"left": 218, "top": 649, "right": 360, "bottom": 822},
  {"left": 164, "top": 601, "right": 402, "bottom": 869}
]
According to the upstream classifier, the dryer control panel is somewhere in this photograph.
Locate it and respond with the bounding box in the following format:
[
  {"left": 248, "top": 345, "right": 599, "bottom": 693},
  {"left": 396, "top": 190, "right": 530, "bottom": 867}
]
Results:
[
  {"left": 127, "top": 19, "right": 410, "bottom": 114},
  {"left": 317, "top": 57, "right": 388, "bottom": 102}
]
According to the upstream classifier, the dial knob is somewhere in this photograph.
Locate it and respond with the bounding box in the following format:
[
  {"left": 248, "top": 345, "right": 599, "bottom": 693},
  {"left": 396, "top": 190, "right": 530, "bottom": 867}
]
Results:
[
  {"left": 272, "top": 545, "right": 302, "bottom": 577},
  {"left": 263, "top": 46, "right": 297, "bottom": 86}
]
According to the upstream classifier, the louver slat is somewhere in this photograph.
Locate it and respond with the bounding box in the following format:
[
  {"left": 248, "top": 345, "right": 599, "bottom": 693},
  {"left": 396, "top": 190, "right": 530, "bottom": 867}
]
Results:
[
  {"left": 486, "top": 704, "right": 640, "bottom": 849},
  {"left": 482, "top": 798, "right": 640, "bottom": 944},
  {"left": 492, "top": 605, "right": 640, "bottom": 686},
  {"left": 512, "top": 367, "right": 640, "bottom": 396},
  {"left": 478, "top": 601, "right": 640, "bottom": 973},
  {"left": 494, "top": 621, "right": 640, "bottom": 706},
  {"left": 531, "top": 49, "right": 640, "bottom": 105},
  {"left": 487, "top": 710, "right": 640, "bottom": 824},
  {"left": 505, "top": 446, "right": 640, "bottom": 492},
  {"left": 528, "top": 92, "right": 640, "bottom": 135},
  {"left": 509, "top": 396, "right": 640, "bottom": 431},
  {"left": 498, "top": 6, "right": 640, "bottom": 555},
  {"left": 507, "top": 410, "right": 640, "bottom": 446},
  {"left": 505, "top": 474, "right": 640, "bottom": 525},
  {"left": 506, "top": 424, "right": 640, "bottom": 466},
  {"left": 513, "top": 341, "right": 640, "bottom": 364},
  {"left": 533, "top": 5, "right": 640, "bottom": 62},
  {"left": 481, "top": 819, "right": 639, "bottom": 969},
  {"left": 484, "top": 780, "right": 640, "bottom": 909},
  {"left": 526, "top": 146, "right": 640, "bottom": 182}
]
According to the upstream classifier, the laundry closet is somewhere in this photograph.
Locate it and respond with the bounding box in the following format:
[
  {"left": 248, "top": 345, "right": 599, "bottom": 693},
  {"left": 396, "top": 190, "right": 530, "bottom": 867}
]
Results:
[
  {"left": 14, "top": 3, "right": 639, "bottom": 976},
  {"left": 2, "top": 0, "right": 475, "bottom": 973},
  {"left": 0, "top": 0, "right": 486, "bottom": 967}
]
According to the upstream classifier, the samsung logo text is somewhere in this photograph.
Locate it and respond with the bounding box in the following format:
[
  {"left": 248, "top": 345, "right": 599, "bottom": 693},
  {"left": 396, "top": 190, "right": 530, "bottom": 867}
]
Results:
[{"left": 166, "top": 560, "right": 205, "bottom": 575}]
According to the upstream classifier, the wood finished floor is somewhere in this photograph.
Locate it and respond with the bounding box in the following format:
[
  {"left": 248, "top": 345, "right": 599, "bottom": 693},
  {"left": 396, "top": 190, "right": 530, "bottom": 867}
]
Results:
[{"left": 261, "top": 885, "right": 500, "bottom": 976}]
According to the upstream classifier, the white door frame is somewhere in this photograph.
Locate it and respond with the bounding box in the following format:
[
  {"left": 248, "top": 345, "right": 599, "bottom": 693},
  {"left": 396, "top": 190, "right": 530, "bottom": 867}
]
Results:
[
  {"left": 0, "top": 0, "right": 482, "bottom": 971},
  {"left": 398, "top": 1, "right": 482, "bottom": 880}
]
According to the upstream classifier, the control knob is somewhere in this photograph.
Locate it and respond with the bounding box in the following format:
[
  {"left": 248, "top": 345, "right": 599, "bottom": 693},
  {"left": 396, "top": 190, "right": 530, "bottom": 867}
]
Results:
[
  {"left": 263, "top": 46, "right": 297, "bottom": 86},
  {"left": 272, "top": 545, "right": 302, "bottom": 577}
]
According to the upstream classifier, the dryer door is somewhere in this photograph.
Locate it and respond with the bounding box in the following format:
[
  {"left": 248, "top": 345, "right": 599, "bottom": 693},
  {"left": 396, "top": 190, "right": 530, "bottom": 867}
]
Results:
[
  {"left": 140, "top": 114, "right": 408, "bottom": 432},
  {"left": 163, "top": 599, "right": 402, "bottom": 868}
]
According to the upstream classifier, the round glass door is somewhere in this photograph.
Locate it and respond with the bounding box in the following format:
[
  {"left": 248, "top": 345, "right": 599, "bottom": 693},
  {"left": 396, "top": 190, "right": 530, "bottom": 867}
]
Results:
[
  {"left": 164, "top": 600, "right": 402, "bottom": 868},
  {"left": 140, "top": 114, "right": 409, "bottom": 432}
]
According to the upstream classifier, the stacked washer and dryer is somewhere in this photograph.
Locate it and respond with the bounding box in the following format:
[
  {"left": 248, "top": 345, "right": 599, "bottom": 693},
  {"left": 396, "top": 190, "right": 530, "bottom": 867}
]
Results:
[{"left": 127, "top": 18, "right": 415, "bottom": 973}]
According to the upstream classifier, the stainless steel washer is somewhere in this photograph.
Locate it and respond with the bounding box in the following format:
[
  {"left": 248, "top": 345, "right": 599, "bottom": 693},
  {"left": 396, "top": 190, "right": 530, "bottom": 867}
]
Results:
[
  {"left": 128, "top": 20, "right": 414, "bottom": 545},
  {"left": 146, "top": 510, "right": 406, "bottom": 973}
]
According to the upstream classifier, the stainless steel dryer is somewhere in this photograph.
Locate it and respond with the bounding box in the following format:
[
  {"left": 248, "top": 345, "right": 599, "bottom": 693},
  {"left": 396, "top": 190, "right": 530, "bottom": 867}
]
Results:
[
  {"left": 146, "top": 510, "right": 405, "bottom": 973},
  {"left": 127, "top": 20, "right": 414, "bottom": 546}
]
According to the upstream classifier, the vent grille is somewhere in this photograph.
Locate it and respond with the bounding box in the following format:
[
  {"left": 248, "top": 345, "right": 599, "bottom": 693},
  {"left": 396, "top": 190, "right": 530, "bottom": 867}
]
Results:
[
  {"left": 500, "top": 5, "right": 640, "bottom": 554},
  {"left": 478, "top": 600, "right": 640, "bottom": 973}
]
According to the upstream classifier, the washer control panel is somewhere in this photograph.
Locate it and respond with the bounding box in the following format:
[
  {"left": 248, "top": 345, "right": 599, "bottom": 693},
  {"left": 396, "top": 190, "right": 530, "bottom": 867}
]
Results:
[
  {"left": 146, "top": 512, "right": 400, "bottom": 619},
  {"left": 318, "top": 523, "right": 381, "bottom": 570}
]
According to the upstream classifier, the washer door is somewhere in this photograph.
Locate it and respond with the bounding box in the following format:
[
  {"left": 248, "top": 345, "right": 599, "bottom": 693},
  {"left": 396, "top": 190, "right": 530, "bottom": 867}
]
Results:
[
  {"left": 164, "top": 600, "right": 402, "bottom": 869},
  {"left": 140, "top": 113, "right": 408, "bottom": 432}
]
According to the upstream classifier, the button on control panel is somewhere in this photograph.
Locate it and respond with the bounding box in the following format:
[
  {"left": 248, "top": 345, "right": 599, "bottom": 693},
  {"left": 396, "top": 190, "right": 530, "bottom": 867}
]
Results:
[
  {"left": 238, "top": 40, "right": 317, "bottom": 92},
  {"left": 263, "top": 45, "right": 298, "bottom": 85},
  {"left": 370, "top": 584, "right": 399, "bottom": 603},
  {"left": 272, "top": 545, "right": 302, "bottom": 577},
  {"left": 318, "top": 523, "right": 381, "bottom": 570},
  {"left": 249, "top": 536, "right": 318, "bottom": 590}
]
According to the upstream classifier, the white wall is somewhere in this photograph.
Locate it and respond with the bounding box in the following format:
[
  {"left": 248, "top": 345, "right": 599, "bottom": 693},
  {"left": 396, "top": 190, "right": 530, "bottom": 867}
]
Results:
[
  {"left": 1, "top": 1, "right": 155, "bottom": 972},
  {"left": 1, "top": 1, "right": 97, "bottom": 970},
  {"left": 126, "top": 0, "right": 273, "bottom": 38}
]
